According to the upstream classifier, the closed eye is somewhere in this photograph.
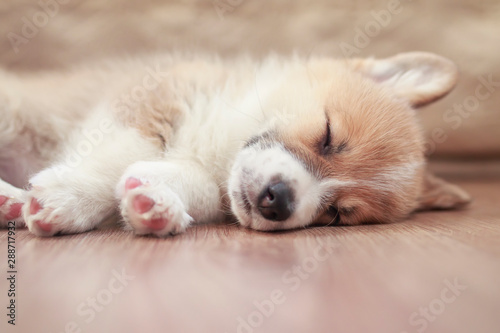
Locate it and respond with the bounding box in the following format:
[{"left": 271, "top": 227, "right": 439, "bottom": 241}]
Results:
[
  {"left": 320, "top": 116, "right": 348, "bottom": 155},
  {"left": 326, "top": 205, "right": 340, "bottom": 225},
  {"left": 326, "top": 205, "right": 356, "bottom": 225},
  {"left": 339, "top": 207, "right": 355, "bottom": 216},
  {"left": 321, "top": 119, "right": 332, "bottom": 155}
]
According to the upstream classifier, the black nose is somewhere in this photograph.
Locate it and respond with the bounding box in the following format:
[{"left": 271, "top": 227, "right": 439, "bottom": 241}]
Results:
[{"left": 257, "top": 182, "right": 294, "bottom": 221}]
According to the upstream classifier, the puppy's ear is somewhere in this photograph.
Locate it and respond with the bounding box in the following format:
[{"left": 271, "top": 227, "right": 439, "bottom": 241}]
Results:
[
  {"left": 416, "top": 172, "right": 471, "bottom": 211},
  {"left": 351, "top": 52, "right": 458, "bottom": 107}
]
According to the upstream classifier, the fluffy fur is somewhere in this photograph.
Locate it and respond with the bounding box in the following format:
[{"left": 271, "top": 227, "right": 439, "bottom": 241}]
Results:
[{"left": 0, "top": 52, "right": 471, "bottom": 236}]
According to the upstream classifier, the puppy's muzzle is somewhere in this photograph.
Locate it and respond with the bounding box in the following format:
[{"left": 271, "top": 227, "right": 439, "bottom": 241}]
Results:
[{"left": 257, "top": 181, "right": 294, "bottom": 221}]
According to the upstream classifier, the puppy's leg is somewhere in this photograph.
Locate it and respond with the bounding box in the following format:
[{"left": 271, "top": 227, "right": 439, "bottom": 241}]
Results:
[
  {"left": 0, "top": 179, "right": 26, "bottom": 227},
  {"left": 23, "top": 121, "right": 162, "bottom": 236},
  {"left": 116, "top": 160, "right": 222, "bottom": 237}
]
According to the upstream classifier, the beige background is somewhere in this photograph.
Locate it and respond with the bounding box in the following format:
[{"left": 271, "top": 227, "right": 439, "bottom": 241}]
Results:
[{"left": 0, "top": 0, "right": 499, "bottom": 158}]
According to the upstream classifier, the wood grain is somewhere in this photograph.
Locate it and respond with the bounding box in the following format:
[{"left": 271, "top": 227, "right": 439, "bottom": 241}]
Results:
[{"left": 1, "top": 172, "right": 499, "bottom": 333}]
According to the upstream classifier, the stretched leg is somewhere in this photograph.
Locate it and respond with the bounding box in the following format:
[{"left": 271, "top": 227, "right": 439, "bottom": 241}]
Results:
[
  {"left": 0, "top": 179, "right": 26, "bottom": 227},
  {"left": 23, "top": 119, "right": 162, "bottom": 236},
  {"left": 116, "top": 159, "right": 222, "bottom": 237}
]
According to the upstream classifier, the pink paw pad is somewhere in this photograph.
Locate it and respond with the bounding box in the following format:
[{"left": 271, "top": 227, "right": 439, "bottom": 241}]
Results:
[
  {"left": 30, "top": 198, "right": 43, "bottom": 215},
  {"left": 125, "top": 177, "right": 143, "bottom": 192},
  {"left": 133, "top": 195, "right": 155, "bottom": 214},
  {"left": 0, "top": 195, "right": 8, "bottom": 207},
  {"left": 5, "top": 203, "right": 23, "bottom": 220},
  {"left": 35, "top": 220, "right": 52, "bottom": 232},
  {"left": 142, "top": 217, "right": 168, "bottom": 231}
]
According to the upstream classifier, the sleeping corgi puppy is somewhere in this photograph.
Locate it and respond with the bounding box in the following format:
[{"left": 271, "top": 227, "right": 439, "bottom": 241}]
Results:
[{"left": 0, "top": 52, "right": 470, "bottom": 236}]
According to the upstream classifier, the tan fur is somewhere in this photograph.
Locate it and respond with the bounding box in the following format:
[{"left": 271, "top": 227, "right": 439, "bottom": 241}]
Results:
[
  {"left": 0, "top": 52, "right": 472, "bottom": 236},
  {"left": 116, "top": 84, "right": 181, "bottom": 149},
  {"left": 261, "top": 61, "right": 426, "bottom": 225},
  {"left": 417, "top": 172, "right": 471, "bottom": 211}
]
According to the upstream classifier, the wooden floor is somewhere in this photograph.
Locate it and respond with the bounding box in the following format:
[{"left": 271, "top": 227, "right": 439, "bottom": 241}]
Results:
[{"left": 1, "top": 163, "right": 500, "bottom": 333}]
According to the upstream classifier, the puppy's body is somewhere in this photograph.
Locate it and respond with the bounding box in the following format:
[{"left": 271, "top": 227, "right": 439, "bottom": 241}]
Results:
[{"left": 0, "top": 52, "right": 470, "bottom": 236}]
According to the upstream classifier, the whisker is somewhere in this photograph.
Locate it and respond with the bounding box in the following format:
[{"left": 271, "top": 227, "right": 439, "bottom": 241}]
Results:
[
  {"left": 325, "top": 209, "right": 340, "bottom": 227},
  {"left": 254, "top": 68, "right": 266, "bottom": 118},
  {"left": 220, "top": 97, "right": 261, "bottom": 123},
  {"left": 303, "top": 44, "right": 319, "bottom": 88}
]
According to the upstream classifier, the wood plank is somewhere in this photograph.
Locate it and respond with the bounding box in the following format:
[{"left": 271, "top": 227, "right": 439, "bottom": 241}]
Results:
[{"left": 0, "top": 179, "right": 499, "bottom": 333}]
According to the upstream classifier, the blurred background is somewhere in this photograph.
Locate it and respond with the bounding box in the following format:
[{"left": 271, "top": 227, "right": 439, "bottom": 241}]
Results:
[
  {"left": 0, "top": 0, "right": 499, "bottom": 159},
  {"left": 1, "top": 3, "right": 499, "bottom": 333}
]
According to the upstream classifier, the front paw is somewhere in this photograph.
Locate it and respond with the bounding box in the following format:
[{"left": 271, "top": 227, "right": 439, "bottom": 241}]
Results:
[
  {"left": 119, "top": 177, "right": 193, "bottom": 237},
  {"left": 23, "top": 194, "right": 61, "bottom": 236},
  {"left": 23, "top": 167, "right": 111, "bottom": 237},
  {"left": 23, "top": 183, "right": 83, "bottom": 236},
  {"left": 0, "top": 195, "right": 25, "bottom": 228}
]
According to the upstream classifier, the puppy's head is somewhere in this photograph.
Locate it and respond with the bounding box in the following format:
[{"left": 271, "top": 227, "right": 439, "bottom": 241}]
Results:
[{"left": 228, "top": 52, "right": 470, "bottom": 231}]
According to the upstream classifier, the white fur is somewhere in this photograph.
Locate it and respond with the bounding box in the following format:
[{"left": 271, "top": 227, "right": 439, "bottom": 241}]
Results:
[
  {"left": 0, "top": 52, "right": 455, "bottom": 236},
  {"left": 228, "top": 144, "right": 324, "bottom": 231},
  {"left": 0, "top": 178, "right": 25, "bottom": 227},
  {"left": 362, "top": 159, "right": 424, "bottom": 194},
  {"left": 24, "top": 120, "right": 161, "bottom": 236}
]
